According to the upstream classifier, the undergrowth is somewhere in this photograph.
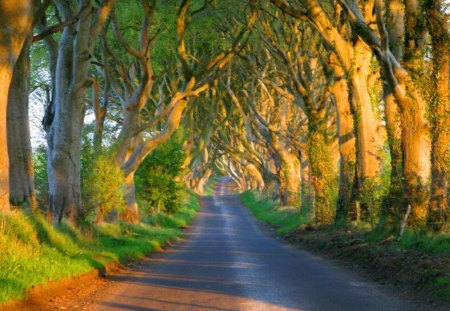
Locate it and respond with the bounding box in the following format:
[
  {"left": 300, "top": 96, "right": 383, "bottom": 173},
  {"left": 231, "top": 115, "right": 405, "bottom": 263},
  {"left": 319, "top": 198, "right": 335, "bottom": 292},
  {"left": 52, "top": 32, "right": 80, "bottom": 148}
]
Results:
[
  {"left": 0, "top": 191, "right": 200, "bottom": 304},
  {"left": 240, "top": 191, "right": 309, "bottom": 235}
]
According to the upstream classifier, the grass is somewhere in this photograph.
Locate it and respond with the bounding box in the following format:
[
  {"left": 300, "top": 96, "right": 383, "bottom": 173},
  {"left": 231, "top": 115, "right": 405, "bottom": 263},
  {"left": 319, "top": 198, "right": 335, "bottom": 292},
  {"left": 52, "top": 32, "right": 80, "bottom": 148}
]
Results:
[
  {"left": 0, "top": 191, "right": 200, "bottom": 304},
  {"left": 203, "top": 175, "right": 220, "bottom": 196},
  {"left": 240, "top": 191, "right": 309, "bottom": 235}
]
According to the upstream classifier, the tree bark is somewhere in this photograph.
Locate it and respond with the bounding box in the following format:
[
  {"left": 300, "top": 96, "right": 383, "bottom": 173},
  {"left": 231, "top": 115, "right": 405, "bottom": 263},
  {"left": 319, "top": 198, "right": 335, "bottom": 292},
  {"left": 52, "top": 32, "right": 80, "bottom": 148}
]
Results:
[
  {"left": 46, "top": 0, "right": 115, "bottom": 223},
  {"left": 307, "top": 110, "right": 337, "bottom": 224},
  {"left": 330, "top": 75, "right": 357, "bottom": 224},
  {"left": 349, "top": 40, "right": 385, "bottom": 209},
  {"left": 120, "top": 172, "right": 139, "bottom": 223},
  {"left": 376, "top": 0, "right": 405, "bottom": 231},
  {"left": 7, "top": 37, "right": 37, "bottom": 208},
  {"left": 426, "top": 0, "right": 450, "bottom": 231},
  {"left": 379, "top": 85, "right": 404, "bottom": 230},
  {"left": 0, "top": 0, "right": 34, "bottom": 211}
]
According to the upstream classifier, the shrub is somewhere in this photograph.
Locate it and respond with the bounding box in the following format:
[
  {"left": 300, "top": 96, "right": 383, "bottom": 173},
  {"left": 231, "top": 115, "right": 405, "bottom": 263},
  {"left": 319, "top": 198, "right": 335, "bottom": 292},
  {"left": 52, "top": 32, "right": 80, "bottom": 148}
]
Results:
[
  {"left": 135, "top": 130, "right": 186, "bottom": 215},
  {"left": 82, "top": 149, "right": 125, "bottom": 223}
]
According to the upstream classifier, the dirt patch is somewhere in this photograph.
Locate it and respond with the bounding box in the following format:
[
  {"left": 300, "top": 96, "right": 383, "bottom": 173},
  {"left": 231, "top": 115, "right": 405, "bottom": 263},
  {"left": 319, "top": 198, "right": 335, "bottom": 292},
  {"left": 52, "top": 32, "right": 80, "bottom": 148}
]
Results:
[{"left": 282, "top": 226, "right": 450, "bottom": 309}]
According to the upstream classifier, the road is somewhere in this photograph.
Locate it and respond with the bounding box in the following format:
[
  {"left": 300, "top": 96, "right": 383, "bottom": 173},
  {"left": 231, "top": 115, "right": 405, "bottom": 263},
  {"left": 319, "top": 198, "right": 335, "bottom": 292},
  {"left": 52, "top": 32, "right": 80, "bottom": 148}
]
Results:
[{"left": 93, "top": 178, "right": 431, "bottom": 311}]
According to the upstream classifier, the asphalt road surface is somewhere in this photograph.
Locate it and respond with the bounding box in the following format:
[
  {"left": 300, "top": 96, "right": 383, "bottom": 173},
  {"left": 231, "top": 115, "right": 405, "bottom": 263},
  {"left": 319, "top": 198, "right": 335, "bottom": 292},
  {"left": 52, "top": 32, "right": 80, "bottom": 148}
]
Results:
[{"left": 93, "top": 177, "right": 432, "bottom": 311}]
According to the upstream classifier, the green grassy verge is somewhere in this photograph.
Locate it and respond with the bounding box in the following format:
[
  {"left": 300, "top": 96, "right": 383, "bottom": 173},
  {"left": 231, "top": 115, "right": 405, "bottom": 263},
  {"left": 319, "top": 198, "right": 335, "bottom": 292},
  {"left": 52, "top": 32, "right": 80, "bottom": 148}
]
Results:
[
  {"left": 0, "top": 191, "right": 200, "bottom": 304},
  {"left": 203, "top": 175, "right": 220, "bottom": 196},
  {"left": 240, "top": 191, "right": 309, "bottom": 235},
  {"left": 240, "top": 190, "right": 450, "bottom": 303}
]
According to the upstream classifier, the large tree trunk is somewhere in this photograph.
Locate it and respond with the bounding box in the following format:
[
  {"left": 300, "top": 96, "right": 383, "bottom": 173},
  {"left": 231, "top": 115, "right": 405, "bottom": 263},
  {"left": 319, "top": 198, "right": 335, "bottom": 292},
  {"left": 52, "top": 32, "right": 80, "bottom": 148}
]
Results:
[
  {"left": 377, "top": 0, "right": 405, "bottom": 231},
  {"left": 379, "top": 85, "right": 404, "bottom": 230},
  {"left": 46, "top": 3, "right": 81, "bottom": 223},
  {"left": 330, "top": 74, "right": 357, "bottom": 225},
  {"left": 120, "top": 172, "right": 139, "bottom": 223},
  {"left": 307, "top": 111, "right": 338, "bottom": 224},
  {"left": 350, "top": 41, "right": 385, "bottom": 206},
  {"left": 7, "top": 37, "right": 36, "bottom": 208},
  {"left": 245, "top": 164, "right": 265, "bottom": 191},
  {"left": 0, "top": 0, "right": 34, "bottom": 211},
  {"left": 426, "top": 0, "right": 450, "bottom": 231},
  {"left": 282, "top": 151, "right": 301, "bottom": 206},
  {"left": 47, "top": 0, "right": 114, "bottom": 223},
  {"left": 270, "top": 101, "right": 301, "bottom": 206},
  {"left": 116, "top": 107, "right": 141, "bottom": 222}
]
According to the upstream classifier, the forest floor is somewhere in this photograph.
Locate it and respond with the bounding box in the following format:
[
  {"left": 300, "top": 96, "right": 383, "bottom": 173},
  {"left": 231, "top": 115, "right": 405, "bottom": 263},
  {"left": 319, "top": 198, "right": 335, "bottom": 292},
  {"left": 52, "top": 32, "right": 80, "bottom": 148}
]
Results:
[{"left": 241, "top": 191, "right": 450, "bottom": 309}]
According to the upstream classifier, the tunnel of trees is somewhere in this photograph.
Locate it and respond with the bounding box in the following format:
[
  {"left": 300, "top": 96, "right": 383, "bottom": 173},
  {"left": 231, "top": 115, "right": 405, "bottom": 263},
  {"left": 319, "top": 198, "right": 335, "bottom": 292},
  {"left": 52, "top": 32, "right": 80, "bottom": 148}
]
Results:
[{"left": 0, "top": 0, "right": 448, "bottom": 244}]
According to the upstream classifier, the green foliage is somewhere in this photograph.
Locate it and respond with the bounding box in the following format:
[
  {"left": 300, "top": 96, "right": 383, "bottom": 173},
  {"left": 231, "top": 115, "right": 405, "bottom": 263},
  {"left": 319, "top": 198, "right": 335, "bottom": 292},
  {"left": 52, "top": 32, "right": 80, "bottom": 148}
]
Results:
[
  {"left": 136, "top": 131, "right": 187, "bottom": 215},
  {"left": 80, "top": 129, "right": 125, "bottom": 222},
  {"left": 82, "top": 150, "right": 125, "bottom": 222},
  {"left": 0, "top": 192, "right": 200, "bottom": 304},
  {"left": 32, "top": 145, "right": 49, "bottom": 208},
  {"left": 240, "top": 191, "right": 310, "bottom": 235},
  {"left": 360, "top": 146, "right": 391, "bottom": 227}
]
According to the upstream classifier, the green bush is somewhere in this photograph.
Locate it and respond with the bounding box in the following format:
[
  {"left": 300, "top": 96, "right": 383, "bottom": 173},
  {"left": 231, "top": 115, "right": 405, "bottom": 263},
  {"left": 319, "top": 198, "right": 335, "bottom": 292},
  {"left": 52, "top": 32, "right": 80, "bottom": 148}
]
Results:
[
  {"left": 82, "top": 150, "right": 125, "bottom": 223},
  {"left": 136, "top": 130, "right": 187, "bottom": 215}
]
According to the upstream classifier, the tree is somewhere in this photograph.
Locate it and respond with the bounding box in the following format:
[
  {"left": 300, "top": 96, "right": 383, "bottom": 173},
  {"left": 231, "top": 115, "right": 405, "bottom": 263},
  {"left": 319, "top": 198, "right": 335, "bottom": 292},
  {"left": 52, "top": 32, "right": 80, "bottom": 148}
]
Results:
[
  {"left": 44, "top": 0, "right": 115, "bottom": 223},
  {"left": 0, "top": 0, "right": 34, "bottom": 211}
]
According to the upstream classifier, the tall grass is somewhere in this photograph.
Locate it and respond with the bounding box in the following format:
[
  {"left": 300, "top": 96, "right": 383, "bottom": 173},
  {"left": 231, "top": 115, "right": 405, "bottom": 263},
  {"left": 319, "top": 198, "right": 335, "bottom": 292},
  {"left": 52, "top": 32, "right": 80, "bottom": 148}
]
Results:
[{"left": 0, "top": 191, "right": 200, "bottom": 304}]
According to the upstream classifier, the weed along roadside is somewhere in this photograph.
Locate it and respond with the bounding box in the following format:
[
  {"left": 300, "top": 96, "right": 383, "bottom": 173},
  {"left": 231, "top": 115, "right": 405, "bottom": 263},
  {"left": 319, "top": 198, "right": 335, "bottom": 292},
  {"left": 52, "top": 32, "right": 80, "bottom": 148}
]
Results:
[
  {"left": 0, "top": 192, "right": 201, "bottom": 307},
  {"left": 240, "top": 191, "right": 450, "bottom": 307}
]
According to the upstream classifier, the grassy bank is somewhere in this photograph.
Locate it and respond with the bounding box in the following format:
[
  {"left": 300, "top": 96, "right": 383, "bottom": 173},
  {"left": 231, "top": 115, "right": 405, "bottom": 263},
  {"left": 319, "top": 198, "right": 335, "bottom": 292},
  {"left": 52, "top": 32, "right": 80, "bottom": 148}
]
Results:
[
  {"left": 240, "top": 190, "right": 450, "bottom": 304},
  {"left": 0, "top": 191, "right": 200, "bottom": 304},
  {"left": 203, "top": 176, "right": 220, "bottom": 196},
  {"left": 240, "top": 191, "right": 309, "bottom": 235}
]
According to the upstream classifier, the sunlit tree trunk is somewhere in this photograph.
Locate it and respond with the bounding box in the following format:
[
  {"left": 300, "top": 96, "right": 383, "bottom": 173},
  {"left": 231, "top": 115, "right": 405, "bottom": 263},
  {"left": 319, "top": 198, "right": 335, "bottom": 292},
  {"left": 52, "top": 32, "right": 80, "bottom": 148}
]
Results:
[
  {"left": 307, "top": 110, "right": 337, "bottom": 223},
  {"left": 379, "top": 85, "right": 404, "bottom": 230},
  {"left": 378, "top": 0, "right": 405, "bottom": 230},
  {"left": 330, "top": 74, "right": 357, "bottom": 225},
  {"left": 7, "top": 37, "right": 37, "bottom": 208},
  {"left": 426, "top": 0, "right": 450, "bottom": 231},
  {"left": 271, "top": 133, "right": 301, "bottom": 206},
  {"left": 396, "top": 0, "right": 432, "bottom": 226},
  {"left": 121, "top": 172, "right": 139, "bottom": 223},
  {"left": 0, "top": 0, "right": 34, "bottom": 211},
  {"left": 350, "top": 40, "right": 385, "bottom": 213}
]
